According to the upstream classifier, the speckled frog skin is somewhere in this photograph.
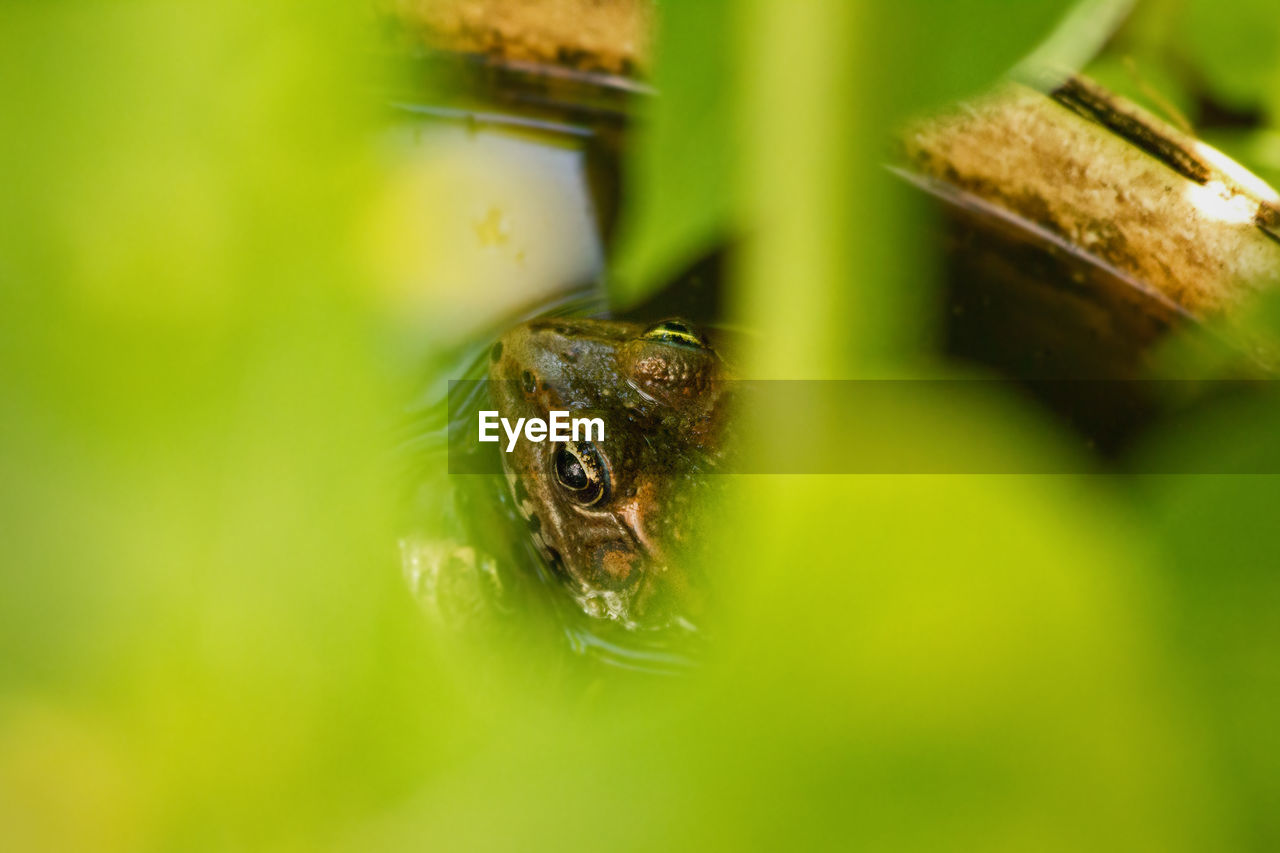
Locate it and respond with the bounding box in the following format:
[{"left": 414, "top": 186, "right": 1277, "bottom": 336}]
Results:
[{"left": 488, "top": 317, "right": 729, "bottom": 628}]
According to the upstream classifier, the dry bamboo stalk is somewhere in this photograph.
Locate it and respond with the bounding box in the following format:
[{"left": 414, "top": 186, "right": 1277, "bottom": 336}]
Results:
[
  {"left": 900, "top": 77, "right": 1280, "bottom": 322},
  {"left": 378, "top": 0, "right": 652, "bottom": 75}
]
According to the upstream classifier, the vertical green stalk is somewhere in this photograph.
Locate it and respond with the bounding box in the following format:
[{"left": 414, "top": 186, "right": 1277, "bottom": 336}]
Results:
[{"left": 736, "top": 0, "right": 864, "bottom": 379}]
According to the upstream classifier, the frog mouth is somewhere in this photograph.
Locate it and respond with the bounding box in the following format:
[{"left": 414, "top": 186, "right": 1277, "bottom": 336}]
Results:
[
  {"left": 577, "top": 587, "right": 635, "bottom": 623},
  {"left": 574, "top": 540, "right": 696, "bottom": 630},
  {"left": 573, "top": 570, "right": 690, "bottom": 632}
]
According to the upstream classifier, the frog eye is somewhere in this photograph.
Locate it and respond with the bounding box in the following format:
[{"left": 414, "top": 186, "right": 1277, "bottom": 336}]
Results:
[
  {"left": 641, "top": 319, "right": 708, "bottom": 349},
  {"left": 552, "top": 441, "right": 610, "bottom": 507}
]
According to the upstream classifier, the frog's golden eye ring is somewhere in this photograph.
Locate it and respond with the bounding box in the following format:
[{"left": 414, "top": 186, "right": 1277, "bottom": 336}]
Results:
[
  {"left": 552, "top": 440, "right": 610, "bottom": 507},
  {"left": 641, "top": 319, "right": 708, "bottom": 349}
]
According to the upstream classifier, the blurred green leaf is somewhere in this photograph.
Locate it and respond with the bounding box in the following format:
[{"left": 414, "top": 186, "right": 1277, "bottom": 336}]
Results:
[
  {"left": 1181, "top": 0, "right": 1280, "bottom": 109},
  {"left": 0, "top": 2, "right": 446, "bottom": 848},
  {"left": 611, "top": 0, "right": 734, "bottom": 305}
]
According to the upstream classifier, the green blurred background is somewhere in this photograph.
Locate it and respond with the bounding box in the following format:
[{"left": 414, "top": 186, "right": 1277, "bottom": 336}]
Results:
[{"left": 2, "top": 0, "right": 1279, "bottom": 850}]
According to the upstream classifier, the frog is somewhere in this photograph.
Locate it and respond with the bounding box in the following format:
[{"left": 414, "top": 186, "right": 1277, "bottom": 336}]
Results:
[{"left": 487, "top": 316, "right": 731, "bottom": 629}]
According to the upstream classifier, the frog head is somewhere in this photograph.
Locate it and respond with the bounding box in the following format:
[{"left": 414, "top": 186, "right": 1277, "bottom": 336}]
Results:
[{"left": 488, "top": 317, "right": 729, "bottom": 628}]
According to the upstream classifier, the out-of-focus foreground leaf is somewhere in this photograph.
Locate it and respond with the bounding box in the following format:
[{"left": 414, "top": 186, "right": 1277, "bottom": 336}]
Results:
[
  {"left": 0, "top": 3, "right": 445, "bottom": 849},
  {"left": 1132, "top": 383, "right": 1280, "bottom": 850}
]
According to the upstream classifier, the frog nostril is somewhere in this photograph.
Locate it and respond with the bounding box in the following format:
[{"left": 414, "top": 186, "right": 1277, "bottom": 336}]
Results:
[
  {"left": 592, "top": 545, "right": 641, "bottom": 591},
  {"left": 490, "top": 341, "right": 503, "bottom": 363},
  {"left": 521, "top": 370, "right": 537, "bottom": 394}
]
